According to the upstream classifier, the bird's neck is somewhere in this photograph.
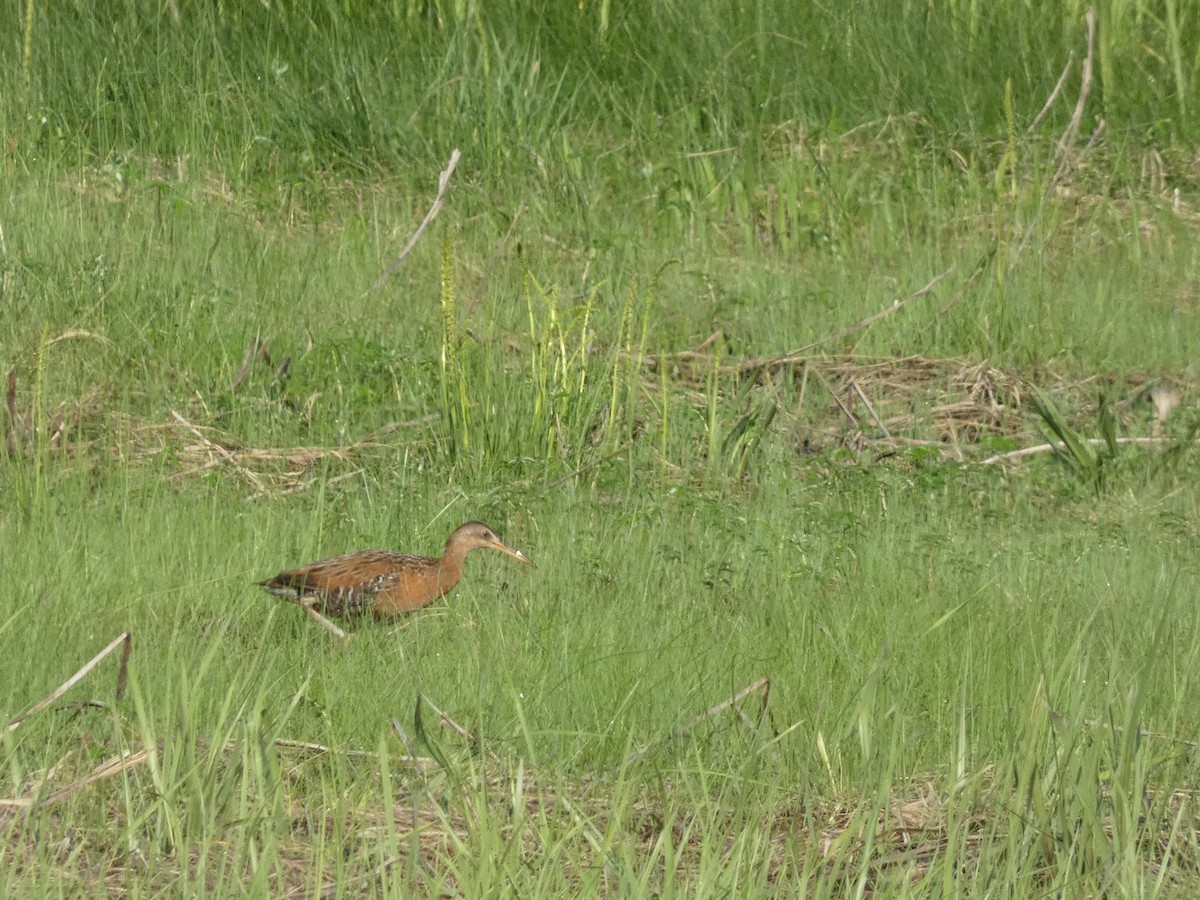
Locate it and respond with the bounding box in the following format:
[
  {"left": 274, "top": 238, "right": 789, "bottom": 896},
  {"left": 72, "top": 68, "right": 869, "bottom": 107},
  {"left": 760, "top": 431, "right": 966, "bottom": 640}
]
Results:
[{"left": 436, "top": 541, "right": 470, "bottom": 588}]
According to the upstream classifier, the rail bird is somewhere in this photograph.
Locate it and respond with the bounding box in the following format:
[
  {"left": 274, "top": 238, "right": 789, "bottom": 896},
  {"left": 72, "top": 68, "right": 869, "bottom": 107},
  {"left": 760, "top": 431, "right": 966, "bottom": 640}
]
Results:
[{"left": 259, "top": 521, "right": 532, "bottom": 636}]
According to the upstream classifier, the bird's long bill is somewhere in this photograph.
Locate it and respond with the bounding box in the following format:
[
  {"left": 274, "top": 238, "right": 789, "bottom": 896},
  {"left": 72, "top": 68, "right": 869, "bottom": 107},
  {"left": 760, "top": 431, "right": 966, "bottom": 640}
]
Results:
[{"left": 493, "top": 538, "right": 534, "bottom": 568}]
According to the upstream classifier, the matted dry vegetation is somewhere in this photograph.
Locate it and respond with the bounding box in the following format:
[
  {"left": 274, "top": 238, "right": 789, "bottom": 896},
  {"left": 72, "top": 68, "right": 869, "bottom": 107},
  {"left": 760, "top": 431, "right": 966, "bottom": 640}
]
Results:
[
  {"left": 4, "top": 645, "right": 1199, "bottom": 896},
  {"left": 6, "top": 732, "right": 1200, "bottom": 896},
  {"left": 5, "top": 347, "right": 1186, "bottom": 501}
]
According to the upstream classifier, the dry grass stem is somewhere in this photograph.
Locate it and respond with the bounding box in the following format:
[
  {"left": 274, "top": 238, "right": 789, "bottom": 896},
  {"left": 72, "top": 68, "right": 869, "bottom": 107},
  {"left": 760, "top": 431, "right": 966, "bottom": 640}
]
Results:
[
  {"left": 1027, "top": 53, "right": 1074, "bottom": 134},
  {"left": 761, "top": 267, "right": 953, "bottom": 366},
  {"left": 982, "top": 436, "right": 1175, "bottom": 465},
  {"left": 628, "top": 677, "right": 770, "bottom": 764},
  {"left": 850, "top": 381, "right": 889, "bottom": 438},
  {"left": 1012, "top": 7, "right": 1096, "bottom": 264},
  {"left": 298, "top": 597, "right": 350, "bottom": 642},
  {"left": 419, "top": 692, "right": 475, "bottom": 744},
  {"left": 133, "top": 413, "right": 436, "bottom": 496},
  {"left": 170, "top": 409, "right": 269, "bottom": 493},
  {"left": 0, "top": 748, "right": 153, "bottom": 810},
  {"left": 229, "top": 337, "right": 270, "bottom": 393},
  {"left": 923, "top": 251, "right": 992, "bottom": 327},
  {"left": 7, "top": 633, "right": 132, "bottom": 733},
  {"left": 369, "top": 148, "right": 461, "bottom": 292}
]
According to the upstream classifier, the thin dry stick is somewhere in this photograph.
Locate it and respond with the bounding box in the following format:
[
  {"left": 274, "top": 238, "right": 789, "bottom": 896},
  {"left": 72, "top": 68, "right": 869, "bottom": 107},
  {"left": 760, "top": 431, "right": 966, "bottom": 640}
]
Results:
[
  {"left": 628, "top": 677, "right": 770, "bottom": 764},
  {"left": 694, "top": 331, "right": 723, "bottom": 354},
  {"left": 810, "top": 366, "right": 858, "bottom": 426},
  {"left": 1027, "top": 54, "right": 1074, "bottom": 134},
  {"left": 850, "top": 381, "right": 890, "bottom": 439},
  {"left": 115, "top": 630, "right": 132, "bottom": 700},
  {"left": 981, "top": 436, "right": 1170, "bottom": 465},
  {"left": 419, "top": 692, "right": 475, "bottom": 743},
  {"left": 273, "top": 738, "right": 378, "bottom": 760},
  {"left": 298, "top": 597, "right": 350, "bottom": 642},
  {"left": 275, "top": 467, "right": 365, "bottom": 499},
  {"left": 759, "top": 268, "right": 953, "bottom": 368},
  {"left": 922, "top": 251, "right": 992, "bottom": 330},
  {"left": 1082, "top": 118, "right": 1105, "bottom": 151},
  {"left": 368, "top": 148, "right": 461, "bottom": 293},
  {"left": 40, "top": 748, "right": 152, "bottom": 806},
  {"left": 169, "top": 409, "right": 269, "bottom": 494},
  {"left": 7, "top": 632, "right": 132, "bottom": 732},
  {"left": 391, "top": 718, "right": 428, "bottom": 776},
  {"left": 1058, "top": 9, "right": 1096, "bottom": 158},
  {"left": 230, "top": 337, "right": 268, "bottom": 393},
  {"left": 1012, "top": 8, "right": 1095, "bottom": 264},
  {"left": 355, "top": 415, "right": 440, "bottom": 443},
  {"left": 1081, "top": 719, "right": 1199, "bottom": 748},
  {"left": 271, "top": 736, "right": 434, "bottom": 767},
  {"left": 391, "top": 718, "right": 419, "bottom": 758},
  {"left": 538, "top": 438, "right": 638, "bottom": 490},
  {"left": 795, "top": 362, "right": 810, "bottom": 422},
  {"left": 15, "top": 752, "right": 74, "bottom": 804},
  {"left": 0, "top": 747, "right": 154, "bottom": 810}
]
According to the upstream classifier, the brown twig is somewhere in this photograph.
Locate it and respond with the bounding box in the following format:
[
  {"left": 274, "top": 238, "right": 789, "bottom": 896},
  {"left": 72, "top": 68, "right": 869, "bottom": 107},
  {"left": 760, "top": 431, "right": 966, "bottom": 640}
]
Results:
[
  {"left": 537, "top": 438, "right": 638, "bottom": 490},
  {"left": 850, "top": 381, "right": 890, "bottom": 438},
  {"left": 811, "top": 366, "right": 857, "bottom": 427},
  {"left": 169, "top": 409, "right": 269, "bottom": 493},
  {"left": 1059, "top": 10, "right": 1096, "bottom": 158},
  {"left": 46, "top": 329, "right": 113, "bottom": 348},
  {"left": 230, "top": 337, "right": 270, "bottom": 393},
  {"left": 298, "top": 597, "right": 350, "bottom": 643},
  {"left": 7, "top": 632, "right": 132, "bottom": 732},
  {"left": 354, "top": 415, "right": 440, "bottom": 443},
  {"left": 116, "top": 632, "right": 131, "bottom": 700},
  {"left": 1027, "top": 54, "right": 1074, "bottom": 134},
  {"left": 981, "top": 436, "right": 1170, "bottom": 465},
  {"left": 391, "top": 718, "right": 427, "bottom": 776},
  {"left": 418, "top": 692, "right": 475, "bottom": 744},
  {"left": 922, "top": 251, "right": 993, "bottom": 330},
  {"left": 755, "top": 268, "right": 953, "bottom": 369},
  {"left": 0, "top": 748, "right": 153, "bottom": 810},
  {"left": 1012, "top": 8, "right": 1095, "bottom": 265},
  {"left": 628, "top": 678, "right": 770, "bottom": 764},
  {"left": 272, "top": 738, "right": 377, "bottom": 760},
  {"left": 368, "top": 149, "right": 461, "bottom": 293}
]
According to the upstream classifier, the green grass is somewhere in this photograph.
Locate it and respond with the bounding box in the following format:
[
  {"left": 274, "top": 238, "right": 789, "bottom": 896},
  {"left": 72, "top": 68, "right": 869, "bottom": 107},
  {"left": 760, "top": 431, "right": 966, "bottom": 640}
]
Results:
[{"left": 4, "top": 1, "right": 1200, "bottom": 895}]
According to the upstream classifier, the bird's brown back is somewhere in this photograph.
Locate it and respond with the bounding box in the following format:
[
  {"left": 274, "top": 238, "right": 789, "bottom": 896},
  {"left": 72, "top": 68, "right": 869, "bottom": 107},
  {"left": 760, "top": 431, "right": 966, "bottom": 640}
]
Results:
[{"left": 259, "top": 549, "right": 464, "bottom": 617}]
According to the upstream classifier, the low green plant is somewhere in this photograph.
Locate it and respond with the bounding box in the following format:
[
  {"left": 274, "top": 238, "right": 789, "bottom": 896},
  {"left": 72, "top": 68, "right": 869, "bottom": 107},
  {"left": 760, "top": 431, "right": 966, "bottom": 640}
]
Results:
[{"left": 1029, "top": 385, "right": 1119, "bottom": 494}]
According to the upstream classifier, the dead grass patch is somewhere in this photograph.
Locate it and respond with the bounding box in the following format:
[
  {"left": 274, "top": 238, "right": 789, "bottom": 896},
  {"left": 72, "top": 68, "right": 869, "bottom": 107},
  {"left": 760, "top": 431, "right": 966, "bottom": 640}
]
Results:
[
  {"left": 649, "top": 349, "right": 1183, "bottom": 462},
  {"left": 5, "top": 746, "right": 1199, "bottom": 896}
]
